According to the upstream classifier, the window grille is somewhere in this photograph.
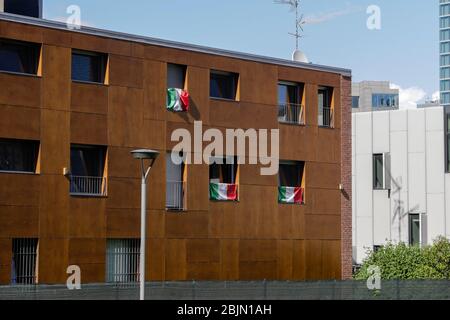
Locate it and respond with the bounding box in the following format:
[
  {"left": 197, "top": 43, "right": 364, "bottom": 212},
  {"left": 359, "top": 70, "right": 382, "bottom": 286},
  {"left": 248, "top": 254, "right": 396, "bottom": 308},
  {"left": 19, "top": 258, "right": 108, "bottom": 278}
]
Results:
[
  {"left": 11, "top": 238, "right": 38, "bottom": 285},
  {"left": 106, "top": 239, "right": 140, "bottom": 284}
]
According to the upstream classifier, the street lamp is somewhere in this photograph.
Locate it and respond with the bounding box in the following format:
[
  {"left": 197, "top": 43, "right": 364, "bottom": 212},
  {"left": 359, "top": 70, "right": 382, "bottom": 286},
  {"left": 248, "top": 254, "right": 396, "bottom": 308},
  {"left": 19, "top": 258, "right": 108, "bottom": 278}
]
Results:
[{"left": 131, "top": 149, "right": 159, "bottom": 301}]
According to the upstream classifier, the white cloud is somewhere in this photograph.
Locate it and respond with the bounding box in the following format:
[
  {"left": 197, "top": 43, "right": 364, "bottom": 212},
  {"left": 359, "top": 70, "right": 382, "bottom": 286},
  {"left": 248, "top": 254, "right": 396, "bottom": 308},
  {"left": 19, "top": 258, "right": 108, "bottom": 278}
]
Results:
[
  {"left": 390, "top": 84, "right": 427, "bottom": 109},
  {"left": 432, "top": 91, "right": 440, "bottom": 102},
  {"left": 303, "top": 5, "right": 362, "bottom": 25}
]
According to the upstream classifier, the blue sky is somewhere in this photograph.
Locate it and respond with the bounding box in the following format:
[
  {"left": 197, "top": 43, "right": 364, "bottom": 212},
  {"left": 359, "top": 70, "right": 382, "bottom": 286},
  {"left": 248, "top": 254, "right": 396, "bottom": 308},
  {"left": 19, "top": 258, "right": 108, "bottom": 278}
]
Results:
[{"left": 43, "top": 0, "right": 438, "bottom": 106}]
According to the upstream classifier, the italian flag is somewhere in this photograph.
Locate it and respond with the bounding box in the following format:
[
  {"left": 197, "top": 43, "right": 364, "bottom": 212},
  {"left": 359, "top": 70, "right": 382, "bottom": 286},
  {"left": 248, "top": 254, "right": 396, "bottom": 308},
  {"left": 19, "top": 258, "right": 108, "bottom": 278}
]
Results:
[
  {"left": 278, "top": 187, "right": 303, "bottom": 204},
  {"left": 167, "top": 88, "right": 189, "bottom": 112},
  {"left": 210, "top": 183, "right": 238, "bottom": 201}
]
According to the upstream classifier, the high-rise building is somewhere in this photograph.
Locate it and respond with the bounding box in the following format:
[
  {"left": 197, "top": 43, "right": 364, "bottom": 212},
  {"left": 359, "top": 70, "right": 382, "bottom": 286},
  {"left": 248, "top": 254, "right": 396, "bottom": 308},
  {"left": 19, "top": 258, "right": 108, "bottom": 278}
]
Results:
[{"left": 440, "top": 0, "right": 450, "bottom": 107}]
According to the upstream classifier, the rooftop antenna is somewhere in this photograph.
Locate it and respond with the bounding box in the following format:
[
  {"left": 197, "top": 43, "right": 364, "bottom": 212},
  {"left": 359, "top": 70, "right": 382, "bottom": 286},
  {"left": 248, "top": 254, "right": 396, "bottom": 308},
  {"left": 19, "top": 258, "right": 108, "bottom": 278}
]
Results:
[{"left": 274, "top": 0, "right": 306, "bottom": 51}]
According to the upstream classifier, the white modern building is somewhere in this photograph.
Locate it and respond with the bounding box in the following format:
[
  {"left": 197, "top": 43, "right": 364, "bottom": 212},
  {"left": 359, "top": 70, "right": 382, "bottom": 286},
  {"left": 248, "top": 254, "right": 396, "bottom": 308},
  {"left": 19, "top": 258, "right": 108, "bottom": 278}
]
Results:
[
  {"left": 352, "top": 106, "right": 450, "bottom": 264},
  {"left": 352, "top": 81, "right": 399, "bottom": 113}
]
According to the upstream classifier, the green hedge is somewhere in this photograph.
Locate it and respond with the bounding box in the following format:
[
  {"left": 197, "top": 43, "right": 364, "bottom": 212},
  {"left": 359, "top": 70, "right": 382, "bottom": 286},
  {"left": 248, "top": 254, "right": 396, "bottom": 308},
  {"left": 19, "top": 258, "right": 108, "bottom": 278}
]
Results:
[{"left": 354, "top": 236, "right": 450, "bottom": 280}]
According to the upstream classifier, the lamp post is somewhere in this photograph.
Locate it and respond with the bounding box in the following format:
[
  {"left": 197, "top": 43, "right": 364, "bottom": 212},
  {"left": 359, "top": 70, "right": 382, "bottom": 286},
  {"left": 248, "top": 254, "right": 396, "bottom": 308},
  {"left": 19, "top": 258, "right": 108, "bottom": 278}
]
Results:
[{"left": 131, "top": 149, "right": 159, "bottom": 301}]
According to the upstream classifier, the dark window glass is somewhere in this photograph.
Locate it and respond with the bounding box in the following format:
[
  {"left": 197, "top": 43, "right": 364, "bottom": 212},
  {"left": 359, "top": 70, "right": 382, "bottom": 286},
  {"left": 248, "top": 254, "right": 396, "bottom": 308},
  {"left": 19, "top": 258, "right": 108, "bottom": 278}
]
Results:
[
  {"left": 72, "top": 51, "right": 106, "bottom": 83},
  {"left": 70, "top": 145, "right": 106, "bottom": 177},
  {"left": 278, "top": 83, "right": 302, "bottom": 105},
  {"left": 352, "top": 96, "right": 360, "bottom": 108},
  {"left": 167, "top": 63, "right": 186, "bottom": 89},
  {"left": 0, "top": 139, "right": 39, "bottom": 173},
  {"left": 4, "top": 0, "right": 42, "bottom": 18},
  {"left": 318, "top": 87, "right": 333, "bottom": 126},
  {"left": 210, "top": 70, "right": 238, "bottom": 100},
  {"left": 0, "top": 39, "right": 40, "bottom": 74},
  {"left": 279, "top": 162, "right": 304, "bottom": 187},
  {"left": 209, "top": 157, "right": 238, "bottom": 184},
  {"left": 373, "top": 154, "right": 384, "bottom": 189},
  {"left": 409, "top": 214, "right": 421, "bottom": 246}
]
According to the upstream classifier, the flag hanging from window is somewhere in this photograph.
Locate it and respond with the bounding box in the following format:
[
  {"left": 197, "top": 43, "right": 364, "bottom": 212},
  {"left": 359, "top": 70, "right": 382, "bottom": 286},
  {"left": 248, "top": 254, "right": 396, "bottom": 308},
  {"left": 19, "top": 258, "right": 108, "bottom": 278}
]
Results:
[
  {"left": 167, "top": 88, "right": 189, "bottom": 112},
  {"left": 278, "top": 187, "right": 303, "bottom": 204},
  {"left": 209, "top": 183, "right": 238, "bottom": 201}
]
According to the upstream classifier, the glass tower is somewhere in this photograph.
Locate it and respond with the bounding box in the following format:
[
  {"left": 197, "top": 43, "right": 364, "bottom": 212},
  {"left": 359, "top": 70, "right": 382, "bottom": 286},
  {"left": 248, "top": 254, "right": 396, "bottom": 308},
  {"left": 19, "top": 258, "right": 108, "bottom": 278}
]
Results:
[{"left": 441, "top": 0, "right": 450, "bottom": 106}]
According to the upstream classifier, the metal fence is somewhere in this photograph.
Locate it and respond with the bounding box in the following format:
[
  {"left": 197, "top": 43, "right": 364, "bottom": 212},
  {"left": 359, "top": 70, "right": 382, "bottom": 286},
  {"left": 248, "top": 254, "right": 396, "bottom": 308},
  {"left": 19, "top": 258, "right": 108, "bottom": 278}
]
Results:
[
  {"left": 106, "top": 239, "right": 140, "bottom": 284},
  {"left": 0, "top": 281, "right": 449, "bottom": 300},
  {"left": 70, "top": 176, "right": 107, "bottom": 196},
  {"left": 11, "top": 239, "right": 38, "bottom": 286},
  {"left": 278, "top": 103, "right": 305, "bottom": 125},
  {"left": 166, "top": 181, "right": 186, "bottom": 210},
  {"left": 319, "top": 106, "right": 333, "bottom": 127}
]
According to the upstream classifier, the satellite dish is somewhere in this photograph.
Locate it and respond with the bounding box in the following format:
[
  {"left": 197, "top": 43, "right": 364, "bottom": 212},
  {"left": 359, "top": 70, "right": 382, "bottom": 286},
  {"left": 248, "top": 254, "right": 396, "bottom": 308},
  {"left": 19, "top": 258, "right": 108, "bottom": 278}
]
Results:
[{"left": 292, "top": 49, "right": 309, "bottom": 63}]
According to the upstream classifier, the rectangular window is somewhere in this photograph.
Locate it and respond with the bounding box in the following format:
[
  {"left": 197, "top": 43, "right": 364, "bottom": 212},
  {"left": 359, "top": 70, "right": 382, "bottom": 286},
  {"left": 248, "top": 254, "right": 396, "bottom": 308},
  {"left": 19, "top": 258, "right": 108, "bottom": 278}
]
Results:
[
  {"left": 11, "top": 238, "right": 38, "bottom": 285},
  {"left": 278, "top": 81, "right": 305, "bottom": 124},
  {"left": 372, "top": 94, "right": 399, "bottom": 108},
  {"left": 409, "top": 214, "right": 421, "bottom": 246},
  {"left": 441, "top": 67, "right": 450, "bottom": 79},
  {"left": 0, "top": 138, "right": 39, "bottom": 173},
  {"left": 70, "top": 144, "right": 107, "bottom": 196},
  {"left": 209, "top": 156, "right": 239, "bottom": 201},
  {"left": 352, "top": 96, "right": 360, "bottom": 108},
  {"left": 167, "top": 63, "right": 186, "bottom": 89},
  {"left": 210, "top": 70, "right": 238, "bottom": 100},
  {"left": 72, "top": 50, "right": 107, "bottom": 83},
  {"left": 318, "top": 86, "right": 333, "bottom": 127},
  {"left": 441, "top": 42, "right": 450, "bottom": 54},
  {"left": 166, "top": 152, "right": 186, "bottom": 211},
  {"left": 278, "top": 161, "right": 305, "bottom": 205},
  {"left": 4, "top": 0, "right": 42, "bottom": 18},
  {"left": 0, "top": 39, "right": 40, "bottom": 74},
  {"left": 441, "top": 54, "right": 450, "bottom": 66},
  {"left": 373, "top": 154, "right": 384, "bottom": 189},
  {"left": 106, "top": 239, "right": 140, "bottom": 284}
]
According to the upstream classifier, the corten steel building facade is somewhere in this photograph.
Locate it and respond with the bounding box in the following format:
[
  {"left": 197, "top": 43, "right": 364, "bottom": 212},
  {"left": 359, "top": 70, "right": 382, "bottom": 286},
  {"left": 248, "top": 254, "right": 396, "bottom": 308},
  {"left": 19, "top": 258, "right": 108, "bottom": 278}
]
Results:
[{"left": 0, "top": 13, "right": 352, "bottom": 285}]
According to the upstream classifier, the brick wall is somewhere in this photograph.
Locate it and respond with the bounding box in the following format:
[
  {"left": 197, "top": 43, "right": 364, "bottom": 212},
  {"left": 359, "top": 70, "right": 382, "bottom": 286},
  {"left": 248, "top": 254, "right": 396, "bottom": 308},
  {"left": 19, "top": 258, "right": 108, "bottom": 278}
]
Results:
[{"left": 340, "top": 75, "right": 353, "bottom": 279}]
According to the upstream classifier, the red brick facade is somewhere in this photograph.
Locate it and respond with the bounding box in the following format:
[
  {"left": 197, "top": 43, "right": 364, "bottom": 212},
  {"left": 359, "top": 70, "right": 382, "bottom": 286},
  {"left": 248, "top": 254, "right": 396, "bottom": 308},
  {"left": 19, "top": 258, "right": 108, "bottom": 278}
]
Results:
[{"left": 340, "top": 75, "right": 353, "bottom": 279}]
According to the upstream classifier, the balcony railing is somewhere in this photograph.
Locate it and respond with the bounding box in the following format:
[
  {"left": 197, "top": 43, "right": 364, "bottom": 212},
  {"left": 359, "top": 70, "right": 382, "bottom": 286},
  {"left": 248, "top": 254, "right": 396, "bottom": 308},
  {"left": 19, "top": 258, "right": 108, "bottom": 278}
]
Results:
[
  {"left": 320, "top": 106, "right": 334, "bottom": 128},
  {"left": 70, "top": 176, "right": 107, "bottom": 197},
  {"left": 278, "top": 103, "right": 305, "bottom": 125},
  {"left": 166, "top": 181, "right": 186, "bottom": 210}
]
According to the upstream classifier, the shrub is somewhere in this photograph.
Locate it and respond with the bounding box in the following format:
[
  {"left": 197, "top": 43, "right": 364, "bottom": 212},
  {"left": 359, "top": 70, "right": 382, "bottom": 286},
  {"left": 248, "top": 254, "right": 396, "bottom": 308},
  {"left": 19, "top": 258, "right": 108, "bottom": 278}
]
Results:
[{"left": 354, "top": 236, "right": 450, "bottom": 280}]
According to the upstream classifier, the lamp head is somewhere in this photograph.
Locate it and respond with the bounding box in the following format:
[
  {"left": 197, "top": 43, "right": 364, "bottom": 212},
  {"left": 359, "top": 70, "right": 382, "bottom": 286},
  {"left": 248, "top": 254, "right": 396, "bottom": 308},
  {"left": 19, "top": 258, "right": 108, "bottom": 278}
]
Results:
[{"left": 131, "top": 149, "right": 160, "bottom": 160}]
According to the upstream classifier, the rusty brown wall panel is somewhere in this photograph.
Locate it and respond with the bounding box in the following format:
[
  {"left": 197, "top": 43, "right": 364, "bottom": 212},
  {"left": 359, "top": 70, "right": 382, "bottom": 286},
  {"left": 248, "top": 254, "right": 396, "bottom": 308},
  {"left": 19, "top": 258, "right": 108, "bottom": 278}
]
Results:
[
  {"left": 147, "top": 238, "right": 165, "bottom": 280},
  {"left": 308, "top": 188, "right": 341, "bottom": 215},
  {"left": 42, "top": 45, "right": 71, "bottom": 110},
  {"left": 38, "top": 238, "right": 69, "bottom": 284},
  {"left": 0, "top": 174, "right": 40, "bottom": 206},
  {"left": 292, "top": 240, "right": 306, "bottom": 280},
  {"left": 39, "top": 109, "right": 70, "bottom": 175},
  {"left": 165, "top": 239, "right": 186, "bottom": 280},
  {"left": 143, "top": 60, "right": 166, "bottom": 121},
  {"left": 69, "top": 198, "right": 106, "bottom": 238},
  {"left": 71, "top": 33, "right": 109, "bottom": 53},
  {"left": 0, "top": 239, "right": 11, "bottom": 284},
  {"left": 277, "top": 205, "right": 305, "bottom": 240},
  {"left": 321, "top": 240, "right": 341, "bottom": 279},
  {"left": 39, "top": 175, "right": 69, "bottom": 239},
  {"left": 0, "top": 105, "right": 40, "bottom": 140},
  {"left": 0, "top": 21, "right": 43, "bottom": 43},
  {"left": 220, "top": 239, "right": 239, "bottom": 280},
  {"left": 304, "top": 214, "right": 341, "bottom": 240},
  {"left": 0, "top": 205, "right": 39, "bottom": 237},
  {"left": 187, "top": 263, "right": 221, "bottom": 280},
  {"left": 165, "top": 212, "right": 209, "bottom": 239},
  {"left": 276, "top": 240, "right": 293, "bottom": 280},
  {"left": 239, "top": 261, "right": 277, "bottom": 280},
  {"left": 71, "top": 83, "right": 108, "bottom": 114},
  {"left": 109, "top": 55, "right": 143, "bottom": 89},
  {"left": 71, "top": 112, "right": 108, "bottom": 146},
  {"left": 108, "top": 86, "right": 144, "bottom": 147},
  {"left": 186, "top": 239, "right": 220, "bottom": 263},
  {"left": 0, "top": 73, "right": 41, "bottom": 108},
  {"left": 240, "top": 62, "right": 278, "bottom": 106},
  {"left": 239, "top": 240, "right": 277, "bottom": 262},
  {"left": 69, "top": 238, "right": 106, "bottom": 265}
]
